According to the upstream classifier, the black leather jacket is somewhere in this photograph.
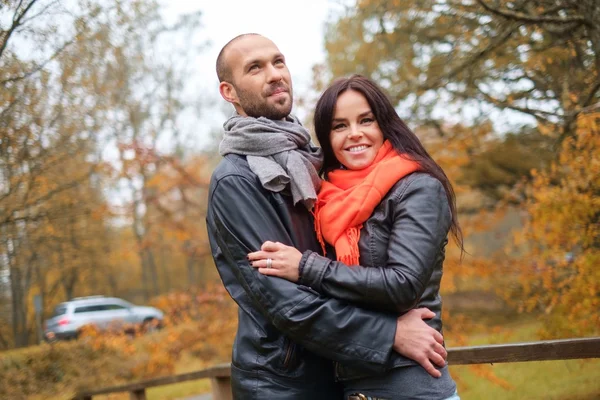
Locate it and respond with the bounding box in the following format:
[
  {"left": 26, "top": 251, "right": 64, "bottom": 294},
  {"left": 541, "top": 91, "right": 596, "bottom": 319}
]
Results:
[
  {"left": 206, "top": 154, "right": 399, "bottom": 399},
  {"left": 300, "top": 172, "right": 452, "bottom": 381}
]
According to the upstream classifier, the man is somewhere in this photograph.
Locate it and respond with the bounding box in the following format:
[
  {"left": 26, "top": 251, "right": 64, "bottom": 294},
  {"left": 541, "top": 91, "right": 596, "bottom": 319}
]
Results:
[{"left": 206, "top": 33, "right": 447, "bottom": 399}]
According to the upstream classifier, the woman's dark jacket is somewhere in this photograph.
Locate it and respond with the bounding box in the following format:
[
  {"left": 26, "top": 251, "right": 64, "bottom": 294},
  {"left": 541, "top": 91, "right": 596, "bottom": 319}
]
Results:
[{"left": 300, "top": 172, "right": 453, "bottom": 381}]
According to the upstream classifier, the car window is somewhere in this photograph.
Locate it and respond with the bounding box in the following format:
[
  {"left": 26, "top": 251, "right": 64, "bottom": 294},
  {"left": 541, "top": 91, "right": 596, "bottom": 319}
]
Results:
[
  {"left": 52, "top": 305, "right": 67, "bottom": 317},
  {"left": 74, "top": 305, "right": 109, "bottom": 313},
  {"left": 104, "top": 304, "right": 127, "bottom": 310}
]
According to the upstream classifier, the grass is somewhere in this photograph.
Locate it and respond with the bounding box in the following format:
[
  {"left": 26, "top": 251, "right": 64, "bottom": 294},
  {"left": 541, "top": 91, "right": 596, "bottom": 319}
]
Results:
[
  {"left": 146, "top": 353, "right": 212, "bottom": 400},
  {"left": 146, "top": 380, "right": 211, "bottom": 400},
  {"left": 80, "top": 353, "right": 214, "bottom": 400},
  {"left": 451, "top": 359, "right": 599, "bottom": 400}
]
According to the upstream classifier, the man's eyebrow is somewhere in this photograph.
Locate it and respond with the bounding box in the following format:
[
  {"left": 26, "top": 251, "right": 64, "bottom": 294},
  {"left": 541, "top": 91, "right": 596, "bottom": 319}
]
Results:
[
  {"left": 243, "top": 58, "right": 262, "bottom": 69},
  {"left": 243, "top": 53, "right": 285, "bottom": 70}
]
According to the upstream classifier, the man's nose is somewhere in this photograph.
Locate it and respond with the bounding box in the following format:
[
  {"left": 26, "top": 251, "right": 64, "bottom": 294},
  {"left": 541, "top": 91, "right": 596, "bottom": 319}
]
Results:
[{"left": 265, "top": 63, "right": 283, "bottom": 82}]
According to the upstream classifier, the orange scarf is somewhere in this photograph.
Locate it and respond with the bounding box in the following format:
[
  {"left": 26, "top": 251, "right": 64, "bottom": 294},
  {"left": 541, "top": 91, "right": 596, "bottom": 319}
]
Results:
[{"left": 314, "top": 141, "right": 420, "bottom": 265}]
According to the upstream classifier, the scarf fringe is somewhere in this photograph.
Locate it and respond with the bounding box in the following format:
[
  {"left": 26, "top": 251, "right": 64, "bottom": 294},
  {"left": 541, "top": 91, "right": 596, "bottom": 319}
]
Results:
[
  {"left": 342, "top": 226, "right": 362, "bottom": 265},
  {"left": 312, "top": 206, "right": 327, "bottom": 257}
]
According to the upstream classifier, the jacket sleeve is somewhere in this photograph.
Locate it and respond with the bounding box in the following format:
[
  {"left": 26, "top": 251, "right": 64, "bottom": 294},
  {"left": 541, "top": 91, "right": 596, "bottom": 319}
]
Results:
[
  {"left": 299, "top": 174, "right": 452, "bottom": 314},
  {"left": 208, "top": 173, "right": 396, "bottom": 368}
]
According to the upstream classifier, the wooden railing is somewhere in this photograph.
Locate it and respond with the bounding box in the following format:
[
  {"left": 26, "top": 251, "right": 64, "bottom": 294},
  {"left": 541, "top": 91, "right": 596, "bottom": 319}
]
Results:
[{"left": 73, "top": 337, "right": 600, "bottom": 400}]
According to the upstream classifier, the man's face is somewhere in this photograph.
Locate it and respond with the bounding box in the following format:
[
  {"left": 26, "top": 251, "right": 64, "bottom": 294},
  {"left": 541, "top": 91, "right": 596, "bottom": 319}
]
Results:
[{"left": 223, "top": 36, "right": 293, "bottom": 120}]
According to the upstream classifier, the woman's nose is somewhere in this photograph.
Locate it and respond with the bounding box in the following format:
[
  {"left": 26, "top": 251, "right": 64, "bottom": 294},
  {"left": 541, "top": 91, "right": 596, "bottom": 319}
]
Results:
[{"left": 347, "top": 125, "right": 363, "bottom": 139}]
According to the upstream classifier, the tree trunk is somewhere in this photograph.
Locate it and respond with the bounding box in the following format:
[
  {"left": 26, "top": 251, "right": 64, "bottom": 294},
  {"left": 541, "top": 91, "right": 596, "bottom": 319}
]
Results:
[
  {"left": 145, "top": 248, "right": 159, "bottom": 297},
  {"left": 160, "top": 244, "right": 170, "bottom": 292},
  {"left": 187, "top": 251, "right": 196, "bottom": 288}
]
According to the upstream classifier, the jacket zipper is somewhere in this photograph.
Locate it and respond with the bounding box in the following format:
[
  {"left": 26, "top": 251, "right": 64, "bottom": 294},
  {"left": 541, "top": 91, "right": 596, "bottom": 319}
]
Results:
[{"left": 283, "top": 340, "right": 295, "bottom": 368}]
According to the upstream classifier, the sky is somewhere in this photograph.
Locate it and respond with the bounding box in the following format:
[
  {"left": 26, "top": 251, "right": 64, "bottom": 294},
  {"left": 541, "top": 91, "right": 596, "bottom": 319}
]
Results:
[
  {"left": 161, "top": 0, "right": 348, "bottom": 148},
  {"left": 163, "top": 0, "right": 344, "bottom": 92}
]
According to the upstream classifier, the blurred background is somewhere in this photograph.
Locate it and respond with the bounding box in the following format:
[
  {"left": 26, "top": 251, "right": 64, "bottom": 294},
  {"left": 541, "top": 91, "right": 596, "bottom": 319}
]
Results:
[{"left": 0, "top": 0, "right": 598, "bottom": 399}]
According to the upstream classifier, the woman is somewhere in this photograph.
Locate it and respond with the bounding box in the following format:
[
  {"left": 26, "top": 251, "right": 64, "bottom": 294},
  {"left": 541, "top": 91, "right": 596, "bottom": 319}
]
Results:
[{"left": 248, "top": 75, "right": 463, "bottom": 400}]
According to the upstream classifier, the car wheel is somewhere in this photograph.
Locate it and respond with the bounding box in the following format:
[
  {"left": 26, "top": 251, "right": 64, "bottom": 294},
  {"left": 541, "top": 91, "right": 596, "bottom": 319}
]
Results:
[
  {"left": 44, "top": 332, "right": 58, "bottom": 343},
  {"left": 142, "top": 318, "right": 160, "bottom": 333}
]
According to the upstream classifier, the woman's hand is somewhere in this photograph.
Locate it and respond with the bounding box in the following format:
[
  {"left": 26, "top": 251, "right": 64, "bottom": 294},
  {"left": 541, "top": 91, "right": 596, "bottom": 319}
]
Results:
[{"left": 248, "top": 241, "right": 302, "bottom": 282}]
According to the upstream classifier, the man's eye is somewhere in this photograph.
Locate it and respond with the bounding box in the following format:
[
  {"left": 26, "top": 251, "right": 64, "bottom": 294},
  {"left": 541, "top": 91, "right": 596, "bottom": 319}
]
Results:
[{"left": 249, "top": 65, "right": 259, "bottom": 72}]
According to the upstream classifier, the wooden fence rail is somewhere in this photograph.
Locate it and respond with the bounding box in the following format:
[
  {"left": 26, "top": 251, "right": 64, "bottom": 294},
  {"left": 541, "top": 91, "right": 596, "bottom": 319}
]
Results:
[{"left": 74, "top": 337, "right": 600, "bottom": 400}]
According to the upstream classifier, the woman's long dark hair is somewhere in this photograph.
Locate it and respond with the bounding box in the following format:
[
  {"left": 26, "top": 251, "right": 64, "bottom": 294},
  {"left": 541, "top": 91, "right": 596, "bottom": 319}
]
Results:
[{"left": 314, "top": 74, "right": 464, "bottom": 252}]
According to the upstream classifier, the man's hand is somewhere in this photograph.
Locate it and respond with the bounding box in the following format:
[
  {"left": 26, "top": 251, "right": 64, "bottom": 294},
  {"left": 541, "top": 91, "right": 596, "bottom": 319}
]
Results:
[{"left": 393, "top": 308, "right": 447, "bottom": 378}]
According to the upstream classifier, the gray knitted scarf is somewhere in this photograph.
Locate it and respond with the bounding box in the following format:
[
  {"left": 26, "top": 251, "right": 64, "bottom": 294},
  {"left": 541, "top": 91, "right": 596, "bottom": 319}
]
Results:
[{"left": 219, "top": 113, "right": 322, "bottom": 210}]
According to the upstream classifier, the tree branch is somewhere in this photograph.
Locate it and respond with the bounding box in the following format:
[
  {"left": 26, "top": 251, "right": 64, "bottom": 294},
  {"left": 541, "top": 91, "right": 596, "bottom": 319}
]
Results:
[
  {"left": 476, "top": 88, "right": 558, "bottom": 123},
  {"left": 0, "top": 0, "right": 38, "bottom": 60},
  {"left": 582, "top": 80, "right": 600, "bottom": 108},
  {"left": 476, "top": 0, "right": 588, "bottom": 26},
  {"left": 0, "top": 37, "right": 75, "bottom": 85},
  {"left": 423, "top": 23, "right": 518, "bottom": 90}
]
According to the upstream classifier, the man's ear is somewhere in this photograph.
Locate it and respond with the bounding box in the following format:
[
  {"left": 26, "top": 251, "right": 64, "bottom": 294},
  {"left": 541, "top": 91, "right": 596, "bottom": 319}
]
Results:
[{"left": 219, "top": 82, "right": 238, "bottom": 104}]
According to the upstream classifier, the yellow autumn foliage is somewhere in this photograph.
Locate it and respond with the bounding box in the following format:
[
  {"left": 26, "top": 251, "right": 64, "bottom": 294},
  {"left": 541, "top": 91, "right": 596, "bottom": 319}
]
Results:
[{"left": 506, "top": 110, "right": 600, "bottom": 338}]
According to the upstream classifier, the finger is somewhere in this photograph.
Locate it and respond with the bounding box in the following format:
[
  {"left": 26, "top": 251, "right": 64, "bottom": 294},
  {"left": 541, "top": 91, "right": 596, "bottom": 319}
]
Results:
[
  {"left": 429, "top": 353, "right": 445, "bottom": 370},
  {"left": 432, "top": 343, "right": 448, "bottom": 362},
  {"left": 429, "top": 344, "right": 446, "bottom": 367},
  {"left": 257, "top": 267, "right": 280, "bottom": 277},
  {"left": 261, "top": 241, "right": 282, "bottom": 251},
  {"left": 415, "top": 307, "right": 435, "bottom": 320},
  {"left": 251, "top": 260, "right": 278, "bottom": 269},
  {"left": 419, "top": 358, "right": 442, "bottom": 379},
  {"left": 433, "top": 330, "right": 444, "bottom": 345},
  {"left": 247, "top": 250, "right": 272, "bottom": 261}
]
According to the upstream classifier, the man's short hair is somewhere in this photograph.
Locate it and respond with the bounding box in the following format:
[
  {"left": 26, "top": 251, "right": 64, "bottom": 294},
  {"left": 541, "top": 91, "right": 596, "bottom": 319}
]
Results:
[{"left": 216, "top": 33, "right": 261, "bottom": 84}]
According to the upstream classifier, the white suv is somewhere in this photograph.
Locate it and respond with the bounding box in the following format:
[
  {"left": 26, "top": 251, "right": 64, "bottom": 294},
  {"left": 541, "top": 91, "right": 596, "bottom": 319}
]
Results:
[{"left": 44, "top": 296, "right": 164, "bottom": 341}]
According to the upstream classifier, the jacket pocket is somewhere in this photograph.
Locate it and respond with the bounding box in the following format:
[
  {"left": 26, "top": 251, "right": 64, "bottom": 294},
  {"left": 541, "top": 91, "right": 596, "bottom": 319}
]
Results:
[{"left": 297, "top": 284, "right": 320, "bottom": 296}]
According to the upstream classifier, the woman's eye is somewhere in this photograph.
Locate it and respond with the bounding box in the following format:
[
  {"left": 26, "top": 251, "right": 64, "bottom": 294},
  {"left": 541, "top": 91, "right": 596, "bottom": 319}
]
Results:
[
  {"left": 332, "top": 123, "right": 345, "bottom": 130},
  {"left": 361, "top": 118, "right": 374, "bottom": 124}
]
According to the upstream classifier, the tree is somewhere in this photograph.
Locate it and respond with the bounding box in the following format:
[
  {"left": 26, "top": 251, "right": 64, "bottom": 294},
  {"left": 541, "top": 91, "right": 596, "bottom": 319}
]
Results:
[
  {"left": 0, "top": 0, "right": 211, "bottom": 347},
  {"left": 1, "top": 0, "right": 107, "bottom": 346},
  {"left": 508, "top": 107, "right": 599, "bottom": 337},
  {"left": 459, "top": 128, "right": 555, "bottom": 203},
  {"left": 324, "top": 0, "right": 599, "bottom": 141}
]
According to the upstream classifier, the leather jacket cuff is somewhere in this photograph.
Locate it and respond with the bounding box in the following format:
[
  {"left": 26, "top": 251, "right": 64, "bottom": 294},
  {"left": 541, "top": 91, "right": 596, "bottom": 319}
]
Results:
[
  {"left": 299, "top": 250, "right": 330, "bottom": 292},
  {"left": 298, "top": 250, "right": 312, "bottom": 285}
]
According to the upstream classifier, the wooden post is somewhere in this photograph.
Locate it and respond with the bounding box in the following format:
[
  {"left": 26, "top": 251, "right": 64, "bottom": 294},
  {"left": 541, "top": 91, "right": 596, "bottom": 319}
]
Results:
[
  {"left": 210, "top": 376, "right": 233, "bottom": 400},
  {"left": 130, "top": 389, "right": 147, "bottom": 400}
]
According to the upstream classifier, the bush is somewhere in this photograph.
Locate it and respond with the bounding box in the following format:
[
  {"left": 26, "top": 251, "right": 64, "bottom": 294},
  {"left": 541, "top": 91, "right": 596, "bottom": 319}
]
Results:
[{"left": 0, "top": 286, "right": 237, "bottom": 399}]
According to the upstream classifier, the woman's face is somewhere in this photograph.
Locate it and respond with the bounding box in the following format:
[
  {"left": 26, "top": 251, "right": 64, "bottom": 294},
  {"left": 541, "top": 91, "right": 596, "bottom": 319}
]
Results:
[{"left": 329, "top": 89, "right": 384, "bottom": 171}]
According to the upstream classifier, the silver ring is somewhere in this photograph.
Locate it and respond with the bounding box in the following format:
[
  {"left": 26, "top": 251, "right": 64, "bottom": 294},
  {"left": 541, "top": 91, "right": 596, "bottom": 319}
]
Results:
[{"left": 266, "top": 258, "right": 272, "bottom": 269}]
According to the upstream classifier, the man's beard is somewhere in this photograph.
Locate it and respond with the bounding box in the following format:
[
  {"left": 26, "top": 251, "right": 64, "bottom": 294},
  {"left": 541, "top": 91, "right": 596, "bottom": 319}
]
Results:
[{"left": 236, "top": 84, "right": 293, "bottom": 120}]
